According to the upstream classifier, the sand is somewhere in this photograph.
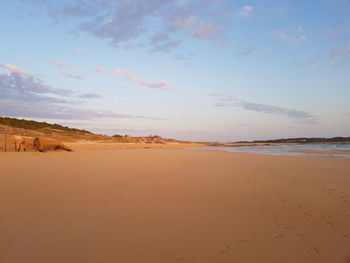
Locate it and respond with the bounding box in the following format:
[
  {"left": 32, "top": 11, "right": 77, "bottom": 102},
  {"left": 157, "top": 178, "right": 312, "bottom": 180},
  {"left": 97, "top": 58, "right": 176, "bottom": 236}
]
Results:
[
  {"left": 1, "top": 144, "right": 350, "bottom": 263},
  {"left": 291, "top": 149, "right": 350, "bottom": 155}
]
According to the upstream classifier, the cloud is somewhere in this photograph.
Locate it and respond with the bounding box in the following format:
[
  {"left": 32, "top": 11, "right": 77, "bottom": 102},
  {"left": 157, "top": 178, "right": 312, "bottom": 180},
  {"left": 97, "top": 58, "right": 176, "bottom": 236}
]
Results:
[
  {"left": 1, "top": 64, "right": 28, "bottom": 75},
  {"left": 169, "top": 15, "right": 221, "bottom": 40},
  {"left": 0, "top": 72, "right": 72, "bottom": 106},
  {"left": 0, "top": 72, "right": 159, "bottom": 120},
  {"left": 327, "top": 44, "right": 350, "bottom": 68},
  {"left": 78, "top": 93, "right": 101, "bottom": 99},
  {"left": 274, "top": 27, "right": 308, "bottom": 44},
  {"left": 148, "top": 32, "right": 180, "bottom": 53},
  {"left": 47, "top": 61, "right": 72, "bottom": 67},
  {"left": 331, "top": 44, "right": 350, "bottom": 59},
  {"left": 23, "top": 0, "right": 252, "bottom": 52},
  {"left": 239, "top": 5, "right": 254, "bottom": 17},
  {"left": 211, "top": 94, "right": 318, "bottom": 123},
  {"left": 60, "top": 72, "right": 83, "bottom": 79},
  {"left": 237, "top": 46, "right": 255, "bottom": 57},
  {"left": 115, "top": 68, "right": 175, "bottom": 90},
  {"left": 95, "top": 66, "right": 112, "bottom": 75},
  {"left": 328, "top": 60, "right": 344, "bottom": 68},
  {"left": 295, "top": 56, "right": 318, "bottom": 67},
  {"left": 325, "top": 20, "right": 350, "bottom": 40},
  {"left": 95, "top": 66, "right": 105, "bottom": 74}
]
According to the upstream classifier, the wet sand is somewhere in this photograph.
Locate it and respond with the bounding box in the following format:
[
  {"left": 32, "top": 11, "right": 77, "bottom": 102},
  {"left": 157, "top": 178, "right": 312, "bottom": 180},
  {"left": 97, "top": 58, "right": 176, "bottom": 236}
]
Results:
[
  {"left": 291, "top": 149, "right": 350, "bottom": 155},
  {"left": 1, "top": 144, "right": 350, "bottom": 263}
]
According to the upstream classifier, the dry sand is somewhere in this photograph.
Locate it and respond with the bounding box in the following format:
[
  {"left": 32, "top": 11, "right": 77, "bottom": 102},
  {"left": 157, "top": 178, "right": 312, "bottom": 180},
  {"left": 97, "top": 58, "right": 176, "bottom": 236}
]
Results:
[{"left": 1, "top": 144, "right": 350, "bottom": 263}]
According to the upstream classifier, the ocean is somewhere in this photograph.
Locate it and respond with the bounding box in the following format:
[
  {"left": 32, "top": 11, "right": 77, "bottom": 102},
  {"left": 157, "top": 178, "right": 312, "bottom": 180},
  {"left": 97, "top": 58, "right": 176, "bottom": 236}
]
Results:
[{"left": 195, "top": 143, "right": 350, "bottom": 158}]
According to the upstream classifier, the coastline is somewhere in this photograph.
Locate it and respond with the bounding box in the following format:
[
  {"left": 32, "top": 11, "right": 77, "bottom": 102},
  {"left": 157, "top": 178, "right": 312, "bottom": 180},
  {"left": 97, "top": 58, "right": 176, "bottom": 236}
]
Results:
[{"left": 1, "top": 144, "right": 350, "bottom": 263}]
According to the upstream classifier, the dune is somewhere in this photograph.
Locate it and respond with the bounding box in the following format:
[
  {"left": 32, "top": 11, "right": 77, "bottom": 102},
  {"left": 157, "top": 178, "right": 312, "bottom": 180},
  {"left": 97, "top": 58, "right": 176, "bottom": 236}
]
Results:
[{"left": 0, "top": 144, "right": 349, "bottom": 263}]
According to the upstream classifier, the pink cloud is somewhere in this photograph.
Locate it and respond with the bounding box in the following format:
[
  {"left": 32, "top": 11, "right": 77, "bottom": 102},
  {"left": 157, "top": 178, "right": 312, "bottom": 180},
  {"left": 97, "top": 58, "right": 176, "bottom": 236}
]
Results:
[
  {"left": 115, "top": 69, "right": 175, "bottom": 90},
  {"left": 1, "top": 64, "right": 28, "bottom": 75},
  {"left": 60, "top": 72, "right": 83, "bottom": 80},
  {"left": 47, "top": 61, "right": 72, "bottom": 67}
]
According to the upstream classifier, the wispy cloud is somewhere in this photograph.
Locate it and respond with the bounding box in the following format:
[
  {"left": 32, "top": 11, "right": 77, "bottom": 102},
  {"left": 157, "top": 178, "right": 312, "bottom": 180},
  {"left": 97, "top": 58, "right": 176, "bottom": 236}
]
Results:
[
  {"left": 237, "top": 46, "right": 255, "bottom": 57},
  {"left": 325, "top": 20, "right": 350, "bottom": 40},
  {"left": 239, "top": 5, "right": 254, "bottom": 18},
  {"left": 148, "top": 32, "right": 180, "bottom": 53},
  {"left": 95, "top": 66, "right": 112, "bottom": 75},
  {"left": 328, "top": 44, "right": 350, "bottom": 67},
  {"left": 331, "top": 44, "right": 350, "bottom": 59},
  {"left": 60, "top": 72, "right": 83, "bottom": 79},
  {"left": 210, "top": 94, "right": 318, "bottom": 123},
  {"left": 274, "top": 27, "right": 308, "bottom": 44},
  {"left": 47, "top": 61, "right": 72, "bottom": 67},
  {"left": 78, "top": 93, "right": 101, "bottom": 99},
  {"left": 1, "top": 64, "right": 28, "bottom": 75},
  {"left": 115, "top": 69, "right": 175, "bottom": 90},
  {"left": 169, "top": 15, "right": 221, "bottom": 41},
  {"left": 295, "top": 56, "right": 318, "bottom": 67},
  {"left": 95, "top": 66, "right": 105, "bottom": 74}
]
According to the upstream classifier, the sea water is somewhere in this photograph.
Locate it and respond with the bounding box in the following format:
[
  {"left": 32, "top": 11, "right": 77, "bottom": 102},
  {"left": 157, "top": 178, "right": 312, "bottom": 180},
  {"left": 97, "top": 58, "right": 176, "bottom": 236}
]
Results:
[{"left": 195, "top": 144, "right": 350, "bottom": 158}]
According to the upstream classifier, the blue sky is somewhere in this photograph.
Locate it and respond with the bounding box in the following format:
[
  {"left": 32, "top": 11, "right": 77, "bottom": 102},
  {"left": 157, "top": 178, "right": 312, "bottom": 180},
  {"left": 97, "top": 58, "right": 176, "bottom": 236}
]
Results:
[{"left": 1, "top": 0, "right": 349, "bottom": 141}]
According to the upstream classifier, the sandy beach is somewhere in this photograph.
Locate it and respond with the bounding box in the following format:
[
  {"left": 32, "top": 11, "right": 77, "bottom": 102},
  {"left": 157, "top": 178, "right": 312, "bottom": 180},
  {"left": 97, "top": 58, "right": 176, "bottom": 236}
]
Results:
[{"left": 1, "top": 144, "right": 350, "bottom": 263}]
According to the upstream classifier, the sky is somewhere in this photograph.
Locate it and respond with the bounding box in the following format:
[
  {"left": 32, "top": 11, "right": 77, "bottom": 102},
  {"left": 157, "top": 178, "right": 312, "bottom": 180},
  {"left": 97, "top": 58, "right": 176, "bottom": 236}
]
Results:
[{"left": 0, "top": 0, "right": 350, "bottom": 141}]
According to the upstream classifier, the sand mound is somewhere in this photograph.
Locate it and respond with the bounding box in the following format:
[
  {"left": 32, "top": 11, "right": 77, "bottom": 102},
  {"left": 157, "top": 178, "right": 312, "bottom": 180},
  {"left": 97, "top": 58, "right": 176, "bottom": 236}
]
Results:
[{"left": 33, "top": 137, "right": 72, "bottom": 152}]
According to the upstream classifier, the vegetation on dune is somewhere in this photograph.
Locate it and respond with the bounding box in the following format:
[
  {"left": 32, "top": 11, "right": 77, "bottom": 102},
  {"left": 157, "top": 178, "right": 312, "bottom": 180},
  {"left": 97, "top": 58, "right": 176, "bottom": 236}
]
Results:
[{"left": 0, "top": 117, "right": 91, "bottom": 134}]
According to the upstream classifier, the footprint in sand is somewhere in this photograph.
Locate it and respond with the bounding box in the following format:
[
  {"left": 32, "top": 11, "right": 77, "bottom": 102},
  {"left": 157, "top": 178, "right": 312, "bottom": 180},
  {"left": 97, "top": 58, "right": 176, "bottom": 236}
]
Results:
[
  {"left": 274, "top": 233, "right": 284, "bottom": 239},
  {"left": 309, "top": 220, "right": 317, "bottom": 225},
  {"left": 218, "top": 245, "right": 230, "bottom": 254},
  {"left": 283, "top": 225, "right": 295, "bottom": 230},
  {"left": 237, "top": 238, "right": 254, "bottom": 243},
  {"left": 174, "top": 255, "right": 196, "bottom": 261},
  {"left": 309, "top": 247, "right": 321, "bottom": 254},
  {"left": 344, "top": 200, "right": 350, "bottom": 205},
  {"left": 296, "top": 234, "right": 305, "bottom": 240}
]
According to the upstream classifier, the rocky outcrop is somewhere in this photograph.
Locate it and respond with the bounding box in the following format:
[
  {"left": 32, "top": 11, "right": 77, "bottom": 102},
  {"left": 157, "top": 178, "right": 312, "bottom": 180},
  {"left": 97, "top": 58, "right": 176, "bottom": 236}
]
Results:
[
  {"left": 33, "top": 137, "right": 72, "bottom": 152},
  {"left": 18, "top": 138, "right": 36, "bottom": 152},
  {"left": 112, "top": 135, "right": 168, "bottom": 144}
]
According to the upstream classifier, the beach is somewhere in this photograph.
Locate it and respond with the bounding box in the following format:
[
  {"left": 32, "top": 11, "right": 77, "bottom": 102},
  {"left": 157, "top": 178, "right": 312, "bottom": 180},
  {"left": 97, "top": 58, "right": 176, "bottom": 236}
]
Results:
[{"left": 1, "top": 144, "right": 350, "bottom": 263}]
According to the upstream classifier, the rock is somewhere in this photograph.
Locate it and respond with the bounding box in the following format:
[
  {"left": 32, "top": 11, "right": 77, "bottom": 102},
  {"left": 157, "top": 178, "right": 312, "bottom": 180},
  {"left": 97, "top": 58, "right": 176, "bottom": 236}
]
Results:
[
  {"left": 33, "top": 137, "right": 72, "bottom": 152},
  {"left": 19, "top": 138, "right": 36, "bottom": 152}
]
